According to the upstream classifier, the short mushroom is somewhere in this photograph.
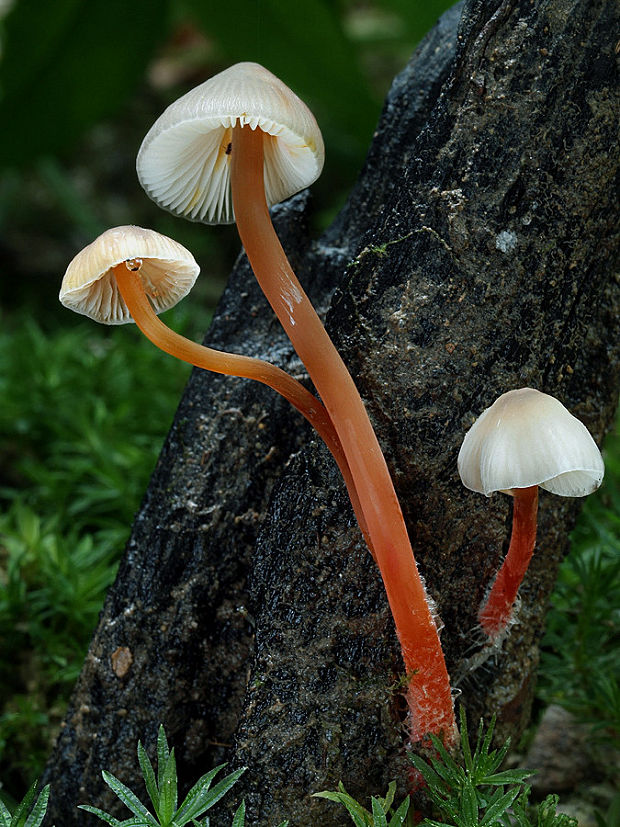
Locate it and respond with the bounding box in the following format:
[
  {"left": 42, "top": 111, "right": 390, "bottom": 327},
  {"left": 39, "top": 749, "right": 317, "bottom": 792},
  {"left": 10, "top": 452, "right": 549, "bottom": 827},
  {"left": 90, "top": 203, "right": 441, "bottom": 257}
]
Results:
[
  {"left": 458, "top": 387, "right": 605, "bottom": 639},
  {"left": 137, "top": 63, "right": 455, "bottom": 744},
  {"left": 59, "top": 225, "right": 371, "bottom": 537}
]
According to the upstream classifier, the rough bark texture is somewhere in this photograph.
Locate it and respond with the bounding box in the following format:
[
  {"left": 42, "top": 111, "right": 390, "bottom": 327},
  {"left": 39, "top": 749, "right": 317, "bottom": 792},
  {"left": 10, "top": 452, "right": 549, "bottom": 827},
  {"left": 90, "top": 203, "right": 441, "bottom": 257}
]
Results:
[{"left": 43, "top": 0, "right": 619, "bottom": 824}]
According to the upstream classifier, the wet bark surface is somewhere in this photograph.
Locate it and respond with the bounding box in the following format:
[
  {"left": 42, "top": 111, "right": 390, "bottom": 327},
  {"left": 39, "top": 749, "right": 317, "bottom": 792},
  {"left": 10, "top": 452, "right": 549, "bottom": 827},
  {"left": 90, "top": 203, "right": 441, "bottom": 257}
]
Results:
[{"left": 43, "top": 0, "right": 619, "bottom": 824}]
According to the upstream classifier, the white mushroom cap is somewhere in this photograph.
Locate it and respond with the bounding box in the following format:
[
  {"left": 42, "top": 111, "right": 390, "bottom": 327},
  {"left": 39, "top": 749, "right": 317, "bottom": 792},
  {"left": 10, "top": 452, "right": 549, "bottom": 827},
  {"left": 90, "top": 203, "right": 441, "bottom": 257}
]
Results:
[
  {"left": 458, "top": 388, "right": 605, "bottom": 497},
  {"left": 136, "top": 61, "right": 325, "bottom": 225},
  {"left": 59, "top": 225, "right": 200, "bottom": 325}
]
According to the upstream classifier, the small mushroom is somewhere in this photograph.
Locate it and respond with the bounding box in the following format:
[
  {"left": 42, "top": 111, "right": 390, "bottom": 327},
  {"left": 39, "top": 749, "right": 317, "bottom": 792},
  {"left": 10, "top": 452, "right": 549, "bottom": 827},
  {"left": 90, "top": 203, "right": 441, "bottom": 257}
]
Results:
[
  {"left": 137, "top": 64, "right": 456, "bottom": 744},
  {"left": 458, "top": 387, "right": 605, "bottom": 639},
  {"left": 59, "top": 225, "right": 371, "bottom": 535},
  {"left": 60, "top": 224, "right": 199, "bottom": 324}
]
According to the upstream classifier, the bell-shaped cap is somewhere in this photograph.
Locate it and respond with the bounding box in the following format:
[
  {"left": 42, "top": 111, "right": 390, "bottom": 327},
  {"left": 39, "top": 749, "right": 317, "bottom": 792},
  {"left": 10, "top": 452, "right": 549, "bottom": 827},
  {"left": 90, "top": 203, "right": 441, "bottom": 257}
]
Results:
[
  {"left": 458, "top": 388, "right": 605, "bottom": 497},
  {"left": 136, "top": 61, "right": 325, "bottom": 225},
  {"left": 59, "top": 225, "right": 200, "bottom": 325}
]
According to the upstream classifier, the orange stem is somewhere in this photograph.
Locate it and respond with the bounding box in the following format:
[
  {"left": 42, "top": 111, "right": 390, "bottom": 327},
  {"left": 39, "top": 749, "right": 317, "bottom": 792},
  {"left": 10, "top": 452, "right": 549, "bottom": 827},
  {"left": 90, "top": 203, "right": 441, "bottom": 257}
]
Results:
[
  {"left": 230, "top": 125, "right": 455, "bottom": 744},
  {"left": 478, "top": 486, "right": 539, "bottom": 638},
  {"left": 113, "top": 262, "right": 372, "bottom": 548}
]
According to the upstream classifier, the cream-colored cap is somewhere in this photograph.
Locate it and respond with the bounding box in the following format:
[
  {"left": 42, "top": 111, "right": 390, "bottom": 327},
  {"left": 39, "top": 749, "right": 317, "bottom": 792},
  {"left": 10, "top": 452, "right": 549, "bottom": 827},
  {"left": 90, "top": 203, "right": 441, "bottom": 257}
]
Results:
[
  {"left": 136, "top": 62, "right": 325, "bottom": 225},
  {"left": 59, "top": 225, "right": 200, "bottom": 325},
  {"left": 458, "top": 388, "right": 605, "bottom": 497}
]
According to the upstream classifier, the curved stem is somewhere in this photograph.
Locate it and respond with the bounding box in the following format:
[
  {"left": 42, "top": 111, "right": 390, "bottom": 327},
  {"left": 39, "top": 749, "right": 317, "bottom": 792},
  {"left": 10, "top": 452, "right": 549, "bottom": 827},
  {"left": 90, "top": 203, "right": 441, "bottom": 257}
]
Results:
[
  {"left": 230, "top": 125, "right": 455, "bottom": 744},
  {"left": 478, "top": 486, "right": 539, "bottom": 639},
  {"left": 113, "top": 262, "right": 372, "bottom": 548}
]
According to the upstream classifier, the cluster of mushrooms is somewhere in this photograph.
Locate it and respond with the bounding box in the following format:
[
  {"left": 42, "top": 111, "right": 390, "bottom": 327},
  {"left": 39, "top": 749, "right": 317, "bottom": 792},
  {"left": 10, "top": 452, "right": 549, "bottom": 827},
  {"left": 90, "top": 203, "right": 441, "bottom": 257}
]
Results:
[{"left": 59, "top": 63, "right": 605, "bottom": 750}]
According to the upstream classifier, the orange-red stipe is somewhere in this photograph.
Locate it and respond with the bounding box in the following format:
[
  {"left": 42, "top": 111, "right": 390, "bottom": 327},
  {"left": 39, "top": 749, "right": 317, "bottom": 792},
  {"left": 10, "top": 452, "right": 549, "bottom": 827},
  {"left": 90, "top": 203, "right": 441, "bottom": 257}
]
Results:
[
  {"left": 230, "top": 124, "right": 455, "bottom": 745},
  {"left": 478, "top": 486, "right": 539, "bottom": 638}
]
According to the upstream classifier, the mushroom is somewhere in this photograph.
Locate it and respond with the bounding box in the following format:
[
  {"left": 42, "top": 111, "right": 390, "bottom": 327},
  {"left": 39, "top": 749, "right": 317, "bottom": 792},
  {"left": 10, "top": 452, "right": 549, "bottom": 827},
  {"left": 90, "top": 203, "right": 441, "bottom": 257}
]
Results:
[
  {"left": 458, "top": 387, "right": 605, "bottom": 639},
  {"left": 59, "top": 225, "right": 371, "bottom": 540},
  {"left": 136, "top": 62, "right": 324, "bottom": 225},
  {"left": 136, "top": 63, "right": 455, "bottom": 744}
]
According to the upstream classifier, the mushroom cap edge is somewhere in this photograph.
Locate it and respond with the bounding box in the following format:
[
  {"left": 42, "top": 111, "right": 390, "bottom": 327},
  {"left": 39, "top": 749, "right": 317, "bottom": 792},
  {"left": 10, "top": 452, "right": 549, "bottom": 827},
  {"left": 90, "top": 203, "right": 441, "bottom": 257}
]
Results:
[{"left": 457, "top": 388, "right": 605, "bottom": 498}]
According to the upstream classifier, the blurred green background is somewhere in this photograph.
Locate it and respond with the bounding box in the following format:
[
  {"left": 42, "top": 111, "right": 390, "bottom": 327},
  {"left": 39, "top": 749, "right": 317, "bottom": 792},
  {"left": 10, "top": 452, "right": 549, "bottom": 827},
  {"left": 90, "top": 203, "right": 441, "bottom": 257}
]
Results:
[
  {"left": 0, "top": 0, "right": 454, "bottom": 321},
  {"left": 0, "top": 0, "right": 618, "bottom": 818}
]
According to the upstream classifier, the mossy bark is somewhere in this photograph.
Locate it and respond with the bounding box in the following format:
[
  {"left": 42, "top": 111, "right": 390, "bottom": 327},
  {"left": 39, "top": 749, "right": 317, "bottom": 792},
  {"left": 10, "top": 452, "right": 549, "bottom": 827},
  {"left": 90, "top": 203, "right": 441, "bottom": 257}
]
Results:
[{"left": 43, "top": 0, "right": 619, "bottom": 824}]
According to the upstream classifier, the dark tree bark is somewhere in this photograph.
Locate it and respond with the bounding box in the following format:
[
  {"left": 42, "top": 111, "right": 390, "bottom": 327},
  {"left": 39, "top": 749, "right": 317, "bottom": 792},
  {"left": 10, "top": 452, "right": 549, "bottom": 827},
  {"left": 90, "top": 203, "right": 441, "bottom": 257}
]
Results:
[{"left": 43, "top": 0, "right": 619, "bottom": 824}]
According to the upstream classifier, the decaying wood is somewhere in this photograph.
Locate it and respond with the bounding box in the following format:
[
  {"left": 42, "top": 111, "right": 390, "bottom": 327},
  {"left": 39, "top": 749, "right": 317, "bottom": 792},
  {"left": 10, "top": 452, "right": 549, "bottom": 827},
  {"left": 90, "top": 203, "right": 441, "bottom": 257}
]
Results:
[{"left": 43, "top": 0, "right": 619, "bottom": 824}]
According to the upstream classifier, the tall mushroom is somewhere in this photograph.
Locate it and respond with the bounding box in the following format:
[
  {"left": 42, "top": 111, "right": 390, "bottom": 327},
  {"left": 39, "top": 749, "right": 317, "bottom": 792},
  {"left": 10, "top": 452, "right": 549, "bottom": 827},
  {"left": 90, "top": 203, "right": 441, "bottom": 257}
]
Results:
[
  {"left": 58, "top": 224, "right": 373, "bottom": 540},
  {"left": 458, "top": 388, "right": 605, "bottom": 639},
  {"left": 136, "top": 62, "right": 455, "bottom": 744}
]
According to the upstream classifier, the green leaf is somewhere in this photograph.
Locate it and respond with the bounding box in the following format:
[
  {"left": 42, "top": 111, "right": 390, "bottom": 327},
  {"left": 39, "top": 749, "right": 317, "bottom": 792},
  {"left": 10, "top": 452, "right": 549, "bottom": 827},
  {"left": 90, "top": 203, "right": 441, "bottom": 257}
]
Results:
[
  {"left": 156, "top": 725, "right": 171, "bottom": 793},
  {"left": 175, "top": 765, "right": 225, "bottom": 821},
  {"left": 137, "top": 741, "right": 160, "bottom": 818},
  {"left": 175, "top": 767, "right": 246, "bottom": 823},
  {"left": 377, "top": 781, "right": 396, "bottom": 813},
  {"left": 483, "top": 769, "right": 533, "bottom": 786},
  {"left": 536, "top": 794, "right": 578, "bottom": 826},
  {"left": 461, "top": 782, "right": 478, "bottom": 824},
  {"left": 313, "top": 784, "right": 371, "bottom": 827},
  {"left": 427, "top": 751, "right": 461, "bottom": 789},
  {"left": 231, "top": 801, "right": 245, "bottom": 827},
  {"left": 158, "top": 748, "right": 178, "bottom": 825},
  {"left": 101, "top": 772, "right": 158, "bottom": 826},
  {"left": 78, "top": 807, "right": 148, "bottom": 827},
  {"left": 483, "top": 740, "right": 512, "bottom": 779},
  {"left": 387, "top": 796, "right": 410, "bottom": 826},
  {"left": 0, "top": 0, "right": 169, "bottom": 168},
  {"left": 9, "top": 780, "right": 41, "bottom": 827},
  {"left": 371, "top": 797, "right": 388, "bottom": 827},
  {"left": 429, "top": 734, "right": 462, "bottom": 780},
  {"left": 23, "top": 784, "right": 50, "bottom": 827},
  {"left": 407, "top": 754, "right": 446, "bottom": 797},
  {"left": 479, "top": 787, "right": 522, "bottom": 826},
  {"left": 0, "top": 798, "right": 11, "bottom": 827},
  {"left": 77, "top": 804, "right": 125, "bottom": 826}
]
